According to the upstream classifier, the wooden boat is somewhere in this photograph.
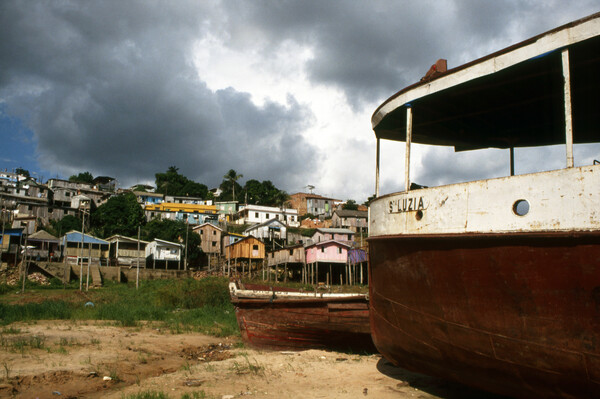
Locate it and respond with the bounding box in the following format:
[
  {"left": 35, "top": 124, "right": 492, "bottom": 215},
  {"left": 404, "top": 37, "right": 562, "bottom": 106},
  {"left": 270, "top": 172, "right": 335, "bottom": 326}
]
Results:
[
  {"left": 229, "top": 281, "right": 374, "bottom": 352},
  {"left": 368, "top": 13, "right": 600, "bottom": 399}
]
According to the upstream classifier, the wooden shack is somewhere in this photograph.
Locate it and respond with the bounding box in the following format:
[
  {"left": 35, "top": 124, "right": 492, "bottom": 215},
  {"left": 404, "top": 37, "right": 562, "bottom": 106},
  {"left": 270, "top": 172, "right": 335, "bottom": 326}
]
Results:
[
  {"left": 225, "top": 235, "right": 265, "bottom": 277},
  {"left": 61, "top": 231, "right": 109, "bottom": 266},
  {"left": 304, "top": 239, "right": 352, "bottom": 285},
  {"left": 27, "top": 230, "right": 60, "bottom": 261},
  {"left": 107, "top": 235, "right": 148, "bottom": 267},
  {"left": 266, "top": 244, "right": 305, "bottom": 282}
]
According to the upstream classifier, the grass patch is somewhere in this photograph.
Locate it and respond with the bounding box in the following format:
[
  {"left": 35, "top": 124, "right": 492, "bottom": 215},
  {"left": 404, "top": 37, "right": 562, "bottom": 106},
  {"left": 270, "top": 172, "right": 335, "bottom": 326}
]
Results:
[
  {"left": 230, "top": 354, "right": 265, "bottom": 376},
  {"left": 0, "top": 334, "right": 47, "bottom": 353},
  {"left": 0, "top": 277, "right": 238, "bottom": 337}
]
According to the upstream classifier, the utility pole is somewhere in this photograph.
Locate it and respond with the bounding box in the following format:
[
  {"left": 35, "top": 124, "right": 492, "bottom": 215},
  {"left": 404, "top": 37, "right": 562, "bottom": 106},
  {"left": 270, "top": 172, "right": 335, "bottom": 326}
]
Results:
[
  {"left": 184, "top": 220, "right": 188, "bottom": 271},
  {"left": 136, "top": 225, "right": 140, "bottom": 290},
  {"left": 1, "top": 203, "right": 5, "bottom": 261},
  {"left": 21, "top": 234, "right": 28, "bottom": 294},
  {"left": 79, "top": 206, "right": 86, "bottom": 291}
]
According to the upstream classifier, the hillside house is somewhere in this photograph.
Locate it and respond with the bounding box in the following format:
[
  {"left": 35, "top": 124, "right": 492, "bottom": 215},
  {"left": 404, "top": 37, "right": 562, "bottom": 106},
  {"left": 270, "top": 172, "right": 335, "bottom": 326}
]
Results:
[
  {"left": 232, "top": 204, "right": 299, "bottom": 227},
  {"left": 27, "top": 230, "right": 60, "bottom": 261},
  {"left": 266, "top": 244, "right": 305, "bottom": 282},
  {"left": 288, "top": 192, "right": 340, "bottom": 218},
  {"left": 304, "top": 240, "right": 352, "bottom": 285},
  {"left": 0, "top": 175, "right": 51, "bottom": 228},
  {"left": 243, "top": 218, "right": 287, "bottom": 240},
  {"left": 193, "top": 223, "right": 224, "bottom": 254},
  {"left": 92, "top": 176, "right": 117, "bottom": 192},
  {"left": 225, "top": 235, "right": 265, "bottom": 277},
  {"left": 331, "top": 209, "right": 368, "bottom": 234},
  {"left": 215, "top": 201, "right": 238, "bottom": 222},
  {"left": 310, "top": 228, "right": 355, "bottom": 245},
  {"left": 0, "top": 228, "right": 23, "bottom": 266},
  {"left": 61, "top": 231, "right": 109, "bottom": 266},
  {"left": 145, "top": 239, "right": 183, "bottom": 270},
  {"left": 133, "top": 191, "right": 164, "bottom": 206},
  {"left": 107, "top": 235, "right": 148, "bottom": 267},
  {"left": 144, "top": 202, "right": 218, "bottom": 225},
  {"left": 164, "top": 195, "right": 211, "bottom": 205}
]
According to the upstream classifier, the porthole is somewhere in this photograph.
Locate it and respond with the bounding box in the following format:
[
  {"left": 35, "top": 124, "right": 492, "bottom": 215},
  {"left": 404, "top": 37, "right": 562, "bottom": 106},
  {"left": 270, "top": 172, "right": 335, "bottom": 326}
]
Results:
[
  {"left": 513, "top": 199, "right": 530, "bottom": 216},
  {"left": 415, "top": 210, "right": 423, "bottom": 221}
]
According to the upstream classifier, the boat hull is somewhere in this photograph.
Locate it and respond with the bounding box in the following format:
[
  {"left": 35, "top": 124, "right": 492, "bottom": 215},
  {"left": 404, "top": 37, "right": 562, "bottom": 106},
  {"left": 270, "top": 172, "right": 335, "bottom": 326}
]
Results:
[
  {"left": 368, "top": 231, "right": 600, "bottom": 398},
  {"left": 231, "top": 284, "right": 374, "bottom": 351}
]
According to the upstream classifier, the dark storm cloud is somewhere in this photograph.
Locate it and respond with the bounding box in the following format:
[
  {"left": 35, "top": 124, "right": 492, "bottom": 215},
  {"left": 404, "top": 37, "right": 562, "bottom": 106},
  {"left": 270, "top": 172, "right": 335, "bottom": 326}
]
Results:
[
  {"left": 0, "top": 0, "right": 317, "bottom": 190},
  {"left": 223, "top": 0, "right": 599, "bottom": 110}
]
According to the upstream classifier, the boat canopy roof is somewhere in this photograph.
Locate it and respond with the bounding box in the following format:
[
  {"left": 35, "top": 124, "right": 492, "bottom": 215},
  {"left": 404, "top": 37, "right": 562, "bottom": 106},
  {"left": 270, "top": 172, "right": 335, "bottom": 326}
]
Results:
[{"left": 372, "top": 13, "right": 600, "bottom": 151}]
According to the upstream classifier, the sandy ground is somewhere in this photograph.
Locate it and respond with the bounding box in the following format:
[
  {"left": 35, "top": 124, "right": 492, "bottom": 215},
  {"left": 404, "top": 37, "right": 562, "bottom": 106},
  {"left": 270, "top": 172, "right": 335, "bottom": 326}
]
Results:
[{"left": 0, "top": 321, "right": 500, "bottom": 399}]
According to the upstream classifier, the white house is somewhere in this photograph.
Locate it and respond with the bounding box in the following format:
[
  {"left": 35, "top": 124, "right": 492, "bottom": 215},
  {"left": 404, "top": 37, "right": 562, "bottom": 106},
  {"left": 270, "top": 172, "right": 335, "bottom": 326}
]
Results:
[
  {"left": 145, "top": 238, "right": 184, "bottom": 269},
  {"left": 243, "top": 218, "right": 288, "bottom": 240},
  {"left": 233, "top": 204, "right": 299, "bottom": 227}
]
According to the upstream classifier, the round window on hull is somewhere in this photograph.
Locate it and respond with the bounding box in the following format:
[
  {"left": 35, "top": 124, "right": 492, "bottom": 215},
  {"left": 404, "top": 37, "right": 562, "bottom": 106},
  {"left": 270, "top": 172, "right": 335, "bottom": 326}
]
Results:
[{"left": 513, "top": 199, "right": 530, "bottom": 216}]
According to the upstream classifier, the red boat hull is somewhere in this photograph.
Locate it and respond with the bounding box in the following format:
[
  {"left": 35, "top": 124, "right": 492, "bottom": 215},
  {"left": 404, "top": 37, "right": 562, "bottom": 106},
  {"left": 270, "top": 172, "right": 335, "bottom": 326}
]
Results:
[
  {"left": 231, "top": 286, "right": 374, "bottom": 351},
  {"left": 368, "top": 232, "right": 600, "bottom": 398}
]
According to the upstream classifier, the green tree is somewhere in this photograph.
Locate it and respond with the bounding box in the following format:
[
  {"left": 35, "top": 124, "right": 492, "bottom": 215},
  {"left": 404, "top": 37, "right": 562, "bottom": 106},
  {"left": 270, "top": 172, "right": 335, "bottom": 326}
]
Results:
[
  {"left": 69, "top": 171, "right": 94, "bottom": 184},
  {"left": 91, "top": 192, "right": 145, "bottom": 238},
  {"left": 223, "top": 169, "right": 243, "bottom": 201},
  {"left": 242, "top": 179, "right": 289, "bottom": 206},
  {"left": 49, "top": 215, "right": 82, "bottom": 237},
  {"left": 15, "top": 167, "right": 30, "bottom": 178},
  {"left": 342, "top": 199, "right": 359, "bottom": 210},
  {"left": 155, "top": 166, "right": 208, "bottom": 198}
]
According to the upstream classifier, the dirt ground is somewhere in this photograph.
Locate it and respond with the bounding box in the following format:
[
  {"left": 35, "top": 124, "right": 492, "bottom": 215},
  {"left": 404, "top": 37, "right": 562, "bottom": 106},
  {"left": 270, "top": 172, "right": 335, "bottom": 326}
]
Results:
[{"left": 0, "top": 321, "right": 500, "bottom": 399}]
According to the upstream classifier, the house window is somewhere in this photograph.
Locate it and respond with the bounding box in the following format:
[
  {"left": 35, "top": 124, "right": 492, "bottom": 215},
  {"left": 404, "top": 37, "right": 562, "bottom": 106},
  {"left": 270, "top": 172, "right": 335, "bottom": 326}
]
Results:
[
  {"left": 289, "top": 249, "right": 294, "bottom": 255},
  {"left": 321, "top": 247, "right": 325, "bottom": 253},
  {"left": 212, "top": 241, "right": 216, "bottom": 247},
  {"left": 253, "top": 245, "right": 258, "bottom": 250},
  {"left": 348, "top": 234, "right": 351, "bottom": 240},
  {"left": 255, "top": 212, "right": 259, "bottom": 218},
  {"left": 338, "top": 248, "right": 342, "bottom": 254},
  {"left": 200, "top": 230, "right": 203, "bottom": 235},
  {"left": 266, "top": 213, "right": 269, "bottom": 219},
  {"left": 213, "top": 230, "right": 216, "bottom": 235},
  {"left": 271, "top": 252, "right": 274, "bottom": 258}
]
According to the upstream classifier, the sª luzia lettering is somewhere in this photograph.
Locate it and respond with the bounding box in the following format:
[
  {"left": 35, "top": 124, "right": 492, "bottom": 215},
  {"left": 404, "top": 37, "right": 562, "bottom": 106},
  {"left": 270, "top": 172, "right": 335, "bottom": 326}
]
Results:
[{"left": 388, "top": 196, "right": 426, "bottom": 213}]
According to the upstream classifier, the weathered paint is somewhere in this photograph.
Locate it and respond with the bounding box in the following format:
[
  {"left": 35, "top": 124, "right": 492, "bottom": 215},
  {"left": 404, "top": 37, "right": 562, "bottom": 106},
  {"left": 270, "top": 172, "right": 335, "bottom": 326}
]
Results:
[
  {"left": 370, "top": 165, "right": 600, "bottom": 237},
  {"left": 305, "top": 241, "right": 349, "bottom": 264},
  {"left": 230, "top": 282, "right": 373, "bottom": 351},
  {"left": 368, "top": 232, "right": 600, "bottom": 398}
]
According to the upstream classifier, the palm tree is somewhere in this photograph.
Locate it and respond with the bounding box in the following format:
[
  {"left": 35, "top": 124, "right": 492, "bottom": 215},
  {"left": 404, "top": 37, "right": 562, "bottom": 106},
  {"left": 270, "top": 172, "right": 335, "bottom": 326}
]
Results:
[{"left": 224, "top": 169, "right": 243, "bottom": 201}]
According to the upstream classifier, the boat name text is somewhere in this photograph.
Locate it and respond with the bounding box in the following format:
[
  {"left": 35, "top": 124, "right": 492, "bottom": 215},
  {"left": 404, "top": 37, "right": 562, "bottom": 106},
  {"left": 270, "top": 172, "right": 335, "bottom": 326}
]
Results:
[{"left": 388, "top": 196, "right": 427, "bottom": 213}]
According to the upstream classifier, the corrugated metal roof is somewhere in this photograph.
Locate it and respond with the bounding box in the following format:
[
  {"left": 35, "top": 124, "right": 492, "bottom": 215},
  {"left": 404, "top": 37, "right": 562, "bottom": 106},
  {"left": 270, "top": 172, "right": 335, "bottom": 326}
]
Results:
[
  {"left": 28, "top": 230, "right": 59, "bottom": 242},
  {"left": 62, "top": 231, "right": 109, "bottom": 245}
]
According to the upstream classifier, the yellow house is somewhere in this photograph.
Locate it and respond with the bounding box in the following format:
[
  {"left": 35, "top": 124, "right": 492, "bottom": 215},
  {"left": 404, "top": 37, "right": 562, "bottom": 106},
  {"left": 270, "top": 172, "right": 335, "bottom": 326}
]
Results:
[{"left": 144, "top": 202, "right": 218, "bottom": 224}]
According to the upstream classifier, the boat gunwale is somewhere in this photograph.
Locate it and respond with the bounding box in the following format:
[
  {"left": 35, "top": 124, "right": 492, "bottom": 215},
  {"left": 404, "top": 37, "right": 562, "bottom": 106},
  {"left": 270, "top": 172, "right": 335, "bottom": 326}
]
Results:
[{"left": 371, "top": 11, "right": 600, "bottom": 133}]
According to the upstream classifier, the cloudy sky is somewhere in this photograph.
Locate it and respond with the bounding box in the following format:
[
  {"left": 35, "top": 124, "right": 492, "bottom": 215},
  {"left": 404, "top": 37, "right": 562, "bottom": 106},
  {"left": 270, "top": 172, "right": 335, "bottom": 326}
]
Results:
[{"left": 1, "top": 1, "right": 598, "bottom": 202}]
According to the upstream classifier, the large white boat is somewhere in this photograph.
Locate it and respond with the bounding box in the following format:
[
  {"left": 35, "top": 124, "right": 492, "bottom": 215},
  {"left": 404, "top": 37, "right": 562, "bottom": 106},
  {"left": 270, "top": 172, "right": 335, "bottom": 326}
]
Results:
[{"left": 368, "top": 13, "right": 600, "bottom": 398}]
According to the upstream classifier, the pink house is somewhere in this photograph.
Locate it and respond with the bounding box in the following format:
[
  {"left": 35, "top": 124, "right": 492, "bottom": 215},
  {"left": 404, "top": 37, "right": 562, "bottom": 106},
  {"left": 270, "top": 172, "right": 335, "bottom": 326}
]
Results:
[
  {"left": 311, "top": 228, "right": 354, "bottom": 244},
  {"left": 304, "top": 240, "right": 352, "bottom": 285}
]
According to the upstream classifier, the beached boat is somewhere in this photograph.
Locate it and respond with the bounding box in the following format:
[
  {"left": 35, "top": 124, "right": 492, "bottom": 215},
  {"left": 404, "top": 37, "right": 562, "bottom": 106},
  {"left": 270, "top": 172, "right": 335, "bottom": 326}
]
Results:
[
  {"left": 229, "top": 281, "right": 374, "bottom": 351},
  {"left": 368, "top": 13, "right": 600, "bottom": 398}
]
